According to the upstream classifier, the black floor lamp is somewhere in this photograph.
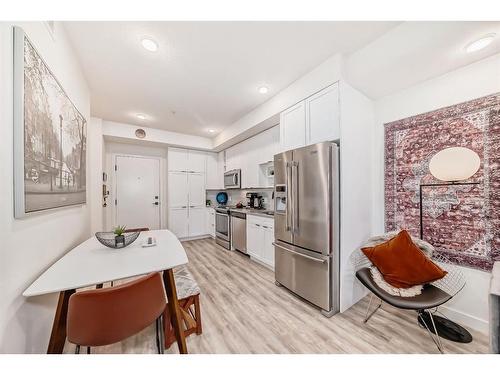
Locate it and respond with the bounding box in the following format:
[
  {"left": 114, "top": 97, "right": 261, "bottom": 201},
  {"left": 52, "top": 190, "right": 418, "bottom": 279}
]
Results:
[{"left": 418, "top": 146, "right": 481, "bottom": 343}]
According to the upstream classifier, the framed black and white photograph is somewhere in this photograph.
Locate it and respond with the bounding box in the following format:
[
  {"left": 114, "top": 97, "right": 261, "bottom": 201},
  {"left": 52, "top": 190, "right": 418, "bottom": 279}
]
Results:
[{"left": 13, "top": 27, "right": 87, "bottom": 218}]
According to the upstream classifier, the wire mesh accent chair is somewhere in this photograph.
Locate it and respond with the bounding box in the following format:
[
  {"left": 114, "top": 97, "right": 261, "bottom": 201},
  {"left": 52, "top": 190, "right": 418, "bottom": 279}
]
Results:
[{"left": 352, "top": 243, "right": 466, "bottom": 353}]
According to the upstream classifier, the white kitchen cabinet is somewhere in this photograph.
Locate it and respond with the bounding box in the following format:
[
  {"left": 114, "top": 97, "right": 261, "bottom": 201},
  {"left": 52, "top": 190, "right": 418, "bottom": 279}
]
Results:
[
  {"left": 223, "top": 126, "right": 279, "bottom": 188},
  {"left": 187, "top": 150, "right": 207, "bottom": 173},
  {"left": 168, "top": 208, "right": 189, "bottom": 238},
  {"left": 168, "top": 147, "right": 206, "bottom": 173},
  {"left": 280, "top": 101, "right": 306, "bottom": 152},
  {"left": 168, "top": 148, "right": 208, "bottom": 239},
  {"left": 188, "top": 207, "right": 206, "bottom": 237},
  {"left": 168, "top": 148, "right": 189, "bottom": 172},
  {"left": 262, "top": 225, "right": 275, "bottom": 268},
  {"left": 188, "top": 173, "right": 206, "bottom": 207},
  {"left": 305, "top": 83, "right": 340, "bottom": 144},
  {"left": 280, "top": 83, "right": 340, "bottom": 151},
  {"left": 246, "top": 215, "right": 274, "bottom": 269},
  {"left": 167, "top": 172, "right": 188, "bottom": 208},
  {"left": 205, "top": 152, "right": 220, "bottom": 189},
  {"left": 206, "top": 208, "right": 215, "bottom": 237},
  {"left": 218, "top": 151, "right": 225, "bottom": 187}
]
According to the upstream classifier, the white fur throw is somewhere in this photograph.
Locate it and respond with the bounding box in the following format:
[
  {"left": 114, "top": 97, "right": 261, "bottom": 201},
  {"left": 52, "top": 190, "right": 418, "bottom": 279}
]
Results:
[{"left": 361, "top": 231, "right": 435, "bottom": 297}]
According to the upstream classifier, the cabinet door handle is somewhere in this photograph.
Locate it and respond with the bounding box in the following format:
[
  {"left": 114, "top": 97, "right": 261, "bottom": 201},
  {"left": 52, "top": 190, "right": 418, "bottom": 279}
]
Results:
[
  {"left": 262, "top": 225, "right": 268, "bottom": 229},
  {"left": 255, "top": 224, "right": 260, "bottom": 227}
]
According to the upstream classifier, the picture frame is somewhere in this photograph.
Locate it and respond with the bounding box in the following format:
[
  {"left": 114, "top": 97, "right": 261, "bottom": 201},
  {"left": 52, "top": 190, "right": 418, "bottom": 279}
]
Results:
[{"left": 13, "top": 26, "right": 87, "bottom": 218}]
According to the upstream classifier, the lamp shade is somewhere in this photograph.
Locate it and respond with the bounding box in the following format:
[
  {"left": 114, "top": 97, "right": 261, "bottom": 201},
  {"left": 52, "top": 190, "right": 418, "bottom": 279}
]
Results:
[{"left": 429, "top": 147, "right": 480, "bottom": 182}]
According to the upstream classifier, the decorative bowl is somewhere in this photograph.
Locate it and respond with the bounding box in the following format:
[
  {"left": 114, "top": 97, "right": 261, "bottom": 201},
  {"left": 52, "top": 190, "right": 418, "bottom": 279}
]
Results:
[{"left": 95, "top": 231, "right": 140, "bottom": 249}]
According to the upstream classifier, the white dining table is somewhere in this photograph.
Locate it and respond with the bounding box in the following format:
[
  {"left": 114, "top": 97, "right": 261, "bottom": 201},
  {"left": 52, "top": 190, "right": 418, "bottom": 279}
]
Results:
[{"left": 23, "top": 229, "right": 189, "bottom": 354}]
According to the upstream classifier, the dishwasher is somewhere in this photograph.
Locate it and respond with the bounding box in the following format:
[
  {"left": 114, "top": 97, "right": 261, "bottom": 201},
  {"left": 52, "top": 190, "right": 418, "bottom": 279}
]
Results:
[{"left": 231, "top": 211, "right": 247, "bottom": 254}]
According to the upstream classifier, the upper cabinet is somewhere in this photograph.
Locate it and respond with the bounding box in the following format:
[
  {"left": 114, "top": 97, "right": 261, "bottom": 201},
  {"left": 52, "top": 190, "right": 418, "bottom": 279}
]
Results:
[
  {"left": 168, "top": 148, "right": 190, "bottom": 172},
  {"left": 205, "top": 152, "right": 221, "bottom": 190},
  {"left": 305, "top": 83, "right": 340, "bottom": 145},
  {"left": 187, "top": 150, "right": 207, "bottom": 173},
  {"left": 224, "top": 126, "right": 280, "bottom": 189},
  {"left": 168, "top": 147, "right": 206, "bottom": 173},
  {"left": 280, "top": 82, "right": 340, "bottom": 152},
  {"left": 280, "top": 101, "right": 306, "bottom": 152}
]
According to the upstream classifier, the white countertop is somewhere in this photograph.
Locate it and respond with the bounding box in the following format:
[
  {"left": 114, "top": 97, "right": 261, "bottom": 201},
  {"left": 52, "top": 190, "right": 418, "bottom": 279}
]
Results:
[{"left": 23, "top": 230, "right": 188, "bottom": 297}]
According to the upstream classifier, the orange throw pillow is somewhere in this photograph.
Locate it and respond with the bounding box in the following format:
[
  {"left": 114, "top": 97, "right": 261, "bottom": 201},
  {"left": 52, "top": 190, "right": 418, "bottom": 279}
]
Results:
[{"left": 361, "top": 230, "right": 447, "bottom": 288}]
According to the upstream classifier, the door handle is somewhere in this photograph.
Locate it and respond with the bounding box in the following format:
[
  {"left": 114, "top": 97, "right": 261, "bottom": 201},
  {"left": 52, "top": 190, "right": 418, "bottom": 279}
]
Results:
[
  {"left": 286, "top": 162, "right": 292, "bottom": 232},
  {"left": 292, "top": 161, "right": 299, "bottom": 234},
  {"left": 273, "top": 243, "right": 326, "bottom": 263},
  {"left": 153, "top": 202, "right": 159, "bottom": 205}
]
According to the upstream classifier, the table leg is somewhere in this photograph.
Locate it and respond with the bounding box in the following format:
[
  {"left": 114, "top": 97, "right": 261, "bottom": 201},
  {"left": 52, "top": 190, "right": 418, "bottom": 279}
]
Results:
[
  {"left": 47, "top": 289, "right": 75, "bottom": 354},
  {"left": 162, "top": 269, "right": 188, "bottom": 354}
]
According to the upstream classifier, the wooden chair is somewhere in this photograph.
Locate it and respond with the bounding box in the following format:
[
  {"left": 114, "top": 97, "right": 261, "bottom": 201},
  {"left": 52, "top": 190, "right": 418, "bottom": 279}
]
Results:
[
  {"left": 67, "top": 272, "right": 167, "bottom": 354},
  {"left": 163, "top": 266, "right": 202, "bottom": 348}
]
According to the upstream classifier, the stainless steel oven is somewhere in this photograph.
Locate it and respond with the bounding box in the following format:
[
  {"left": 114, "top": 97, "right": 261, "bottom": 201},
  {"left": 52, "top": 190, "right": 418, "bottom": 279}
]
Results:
[
  {"left": 215, "top": 208, "right": 231, "bottom": 249},
  {"left": 224, "top": 169, "right": 241, "bottom": 189}
]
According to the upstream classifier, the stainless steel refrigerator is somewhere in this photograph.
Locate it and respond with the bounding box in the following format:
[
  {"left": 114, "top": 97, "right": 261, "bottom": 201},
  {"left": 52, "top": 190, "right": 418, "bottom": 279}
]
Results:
[{"left": 274, "top": 141, "right": 340, "bottom": 317}]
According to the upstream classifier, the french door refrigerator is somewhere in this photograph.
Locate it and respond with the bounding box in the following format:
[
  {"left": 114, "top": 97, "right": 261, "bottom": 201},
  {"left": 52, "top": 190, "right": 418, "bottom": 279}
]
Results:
[{"left": 274, "top": 141, "right": 340, "bottom": 317}]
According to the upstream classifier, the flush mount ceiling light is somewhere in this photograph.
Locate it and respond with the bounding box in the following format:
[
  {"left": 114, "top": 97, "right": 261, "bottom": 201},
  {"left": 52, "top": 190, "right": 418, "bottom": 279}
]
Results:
[
  {"left": 141, "top": 37, "right": 158, "bottom": 52},
  {"left": 258, "top": 86, "right": 269, "bottom": 94},
  {"left": 465, "top": 33, "right": 496, "bottom": 53},
  {"left": 136, "top": 113, "right": 147, "bottom": 120},
  {"left": 208, "top": 129, "right": 216, "bottom": 133}
]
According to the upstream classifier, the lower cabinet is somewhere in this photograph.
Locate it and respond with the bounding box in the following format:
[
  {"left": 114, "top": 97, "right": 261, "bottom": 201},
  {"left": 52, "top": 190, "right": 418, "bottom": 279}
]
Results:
[
  {"left": 246, "top": 215, "right": 275, "bottom": 269},
  {"left": 206, "top": 208, "right": 215, "bottom": 238},
  {"left": 168, "top": 206, "right": 208, "bottom": 239},
  {"left": 168, "top": 208, "right": 189, "bottom": 238}
]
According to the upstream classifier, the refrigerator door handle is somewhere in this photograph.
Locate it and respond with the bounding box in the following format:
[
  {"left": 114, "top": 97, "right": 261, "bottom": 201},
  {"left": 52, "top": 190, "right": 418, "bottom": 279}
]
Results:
[
  {"left": 286, "top": 162, "right": 293, "bottom": 231},
  {"left": 292, "top": 161, "right": 299, "bottom": 234},
  {"left": 273, "top": 243, "right": 326, "bottom": 263}
]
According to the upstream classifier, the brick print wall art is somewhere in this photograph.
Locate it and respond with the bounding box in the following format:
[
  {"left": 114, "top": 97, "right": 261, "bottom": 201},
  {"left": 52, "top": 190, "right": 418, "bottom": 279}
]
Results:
[{"left": 384, "top": 93, "right": 500, "bottom": 271}]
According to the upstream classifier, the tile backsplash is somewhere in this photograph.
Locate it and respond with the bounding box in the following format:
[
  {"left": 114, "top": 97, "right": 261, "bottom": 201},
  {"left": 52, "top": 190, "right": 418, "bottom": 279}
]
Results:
[{"left": 206, "top": 189, "right": 274, "bottom": 210}]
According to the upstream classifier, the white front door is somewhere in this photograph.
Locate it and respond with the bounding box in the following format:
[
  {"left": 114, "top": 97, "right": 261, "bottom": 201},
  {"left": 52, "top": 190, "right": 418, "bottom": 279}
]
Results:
[{"left": 115, "top": 155, "right": 161, "bottom": 230}]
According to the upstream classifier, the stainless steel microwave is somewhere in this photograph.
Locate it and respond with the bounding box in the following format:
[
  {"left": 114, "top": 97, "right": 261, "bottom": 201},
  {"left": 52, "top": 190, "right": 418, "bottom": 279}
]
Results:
[{"left": 224, "top": 169, "right": 241, "bottom": 189}]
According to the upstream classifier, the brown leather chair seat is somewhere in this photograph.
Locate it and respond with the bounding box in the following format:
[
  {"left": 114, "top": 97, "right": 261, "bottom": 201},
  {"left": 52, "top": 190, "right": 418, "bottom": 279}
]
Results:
[
  {"left": 67, "top": 272, "right": 166, "bottom": 353},
  {"left": 356, "top": 268, "right": 452, "bottom": 310}
]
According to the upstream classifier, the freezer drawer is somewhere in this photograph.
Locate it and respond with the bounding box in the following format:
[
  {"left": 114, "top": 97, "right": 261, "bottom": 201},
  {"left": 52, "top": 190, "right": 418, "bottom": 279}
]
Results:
[{"left": 274, "top": 241, "right": 331, "bottom": 311}]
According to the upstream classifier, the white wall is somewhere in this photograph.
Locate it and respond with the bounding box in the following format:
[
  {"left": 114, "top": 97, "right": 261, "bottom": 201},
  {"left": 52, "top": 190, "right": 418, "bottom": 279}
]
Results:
[
  {"left": 102, "top": 120, "right": 213, "bottom": 150},
  {"left": 373, "top": 52, "right": 500, "bottom": 333},
  {"left": 339, "top": 81, "right": 374, "bottom": 312},
  {"left": 103, "top": 141, "right": 168, "bottom": 231},
  {"left": 88, "top": 117, "right": 104, "bottom": 233},
  {"left": 214, "top": 54, "right": 343, "bottom": 148},
  {"left": 0, "top": 22, "right": 90, "bottom": 353}
]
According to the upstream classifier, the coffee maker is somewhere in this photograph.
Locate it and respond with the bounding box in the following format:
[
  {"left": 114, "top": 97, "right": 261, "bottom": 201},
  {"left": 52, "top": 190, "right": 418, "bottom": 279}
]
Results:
[{"left": 246, "top": 192, "right": 263, "bottom": 209}]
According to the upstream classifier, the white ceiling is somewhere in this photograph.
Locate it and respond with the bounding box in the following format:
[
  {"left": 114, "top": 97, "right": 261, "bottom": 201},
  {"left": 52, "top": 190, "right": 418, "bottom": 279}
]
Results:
[
  {"left": 345, "top": 21, "right": 500, "bottom": 99},
  {"left": 63, "top": 21, "right": 398, "bottom": 137}
]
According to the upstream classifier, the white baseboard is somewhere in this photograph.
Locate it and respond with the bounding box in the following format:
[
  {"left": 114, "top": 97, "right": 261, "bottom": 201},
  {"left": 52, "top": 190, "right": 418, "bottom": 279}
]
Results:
[
  {"left": 439, "top": 305, "right": 489, "bottom": 335},
  {"left": 180, "top": 234, "right": 212, "bottom": 241}
]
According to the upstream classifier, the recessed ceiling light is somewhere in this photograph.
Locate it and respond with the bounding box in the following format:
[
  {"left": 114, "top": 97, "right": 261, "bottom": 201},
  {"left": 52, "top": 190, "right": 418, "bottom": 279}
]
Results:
[
  {"left": 208, "top": 129, "right": 216, "bottom": 133},
  {"left": 141, "top": 37, "right": 158, "bottom": 52},
  {"left": 465, "top": 33, "right": 496, "bottom": 53},
  {"left": 258, "top": 86, "right": 269, "bottom": 94},
  {"left": 136, "top": 113, "right": 147, "bottom": 120}
]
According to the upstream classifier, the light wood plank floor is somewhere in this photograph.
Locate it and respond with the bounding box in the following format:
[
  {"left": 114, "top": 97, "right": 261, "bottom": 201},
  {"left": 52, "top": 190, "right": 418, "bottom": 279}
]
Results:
[{"left": 64, "top": 238, "right": 489, "bottom": 354}]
